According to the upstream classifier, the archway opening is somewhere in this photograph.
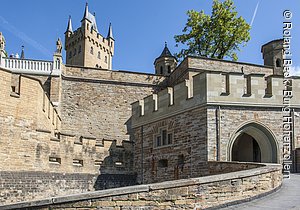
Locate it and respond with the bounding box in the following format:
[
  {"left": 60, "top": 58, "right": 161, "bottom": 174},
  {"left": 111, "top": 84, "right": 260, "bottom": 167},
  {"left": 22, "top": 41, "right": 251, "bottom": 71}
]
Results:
[
  {"left": 232, "top": 133, "right": 261, "bottom": 162},
  {"left": 229, "top": 123, "right": 278, "bottom": 163}
]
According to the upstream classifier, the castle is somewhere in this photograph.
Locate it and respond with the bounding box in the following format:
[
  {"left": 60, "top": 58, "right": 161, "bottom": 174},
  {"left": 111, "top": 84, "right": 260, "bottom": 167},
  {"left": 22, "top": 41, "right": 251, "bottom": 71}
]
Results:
[{"left": 0, "top": 4, "right": 299, "bottom": 206}]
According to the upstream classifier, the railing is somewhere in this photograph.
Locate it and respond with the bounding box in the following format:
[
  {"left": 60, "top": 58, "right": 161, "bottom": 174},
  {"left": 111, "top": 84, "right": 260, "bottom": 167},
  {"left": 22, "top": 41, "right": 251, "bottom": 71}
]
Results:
[{"left": 0, "top": 57, "right": 61, "bottom": 76}]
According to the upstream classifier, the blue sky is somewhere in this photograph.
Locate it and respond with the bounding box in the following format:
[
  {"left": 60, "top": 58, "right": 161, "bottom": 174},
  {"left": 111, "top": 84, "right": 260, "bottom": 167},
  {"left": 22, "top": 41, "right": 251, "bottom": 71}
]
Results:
[{"left": 0, "top": 0, "right": 299, "bottom": 74}]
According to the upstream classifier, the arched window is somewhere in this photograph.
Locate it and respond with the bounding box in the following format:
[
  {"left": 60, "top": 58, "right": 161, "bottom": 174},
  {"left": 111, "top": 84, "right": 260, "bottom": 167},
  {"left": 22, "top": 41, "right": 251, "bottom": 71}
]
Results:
[
  {"left": 160, "top": 66, "right": 163, "bottom": 74},
  {"left": 68, "top": 51, "right": 72, "bottom": 59},
  {"left": 56, "top": 58, "right": 60, "bottom": 69},
  {"left": 167, "top": 65, "right": 171, "bottom": 74},
  {"left": 90, "top": 47, "right": 93, "bottom": 55},
  {"left": 96, "top": 64, "right": 99, "bottom": 68},
  {"left": 98, "top": 51, "right": 101, "bottom": 59},
  {"left": 276, "top": 58, "right": 282, "bottom": 67}
]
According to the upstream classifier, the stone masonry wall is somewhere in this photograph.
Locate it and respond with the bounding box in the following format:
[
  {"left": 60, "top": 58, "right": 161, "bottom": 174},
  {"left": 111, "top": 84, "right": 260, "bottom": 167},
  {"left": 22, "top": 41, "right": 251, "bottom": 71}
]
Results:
[
  {"left": 0, "top": 171, "right": 96, "bottom": 205},
  {"left": 1, "top": 164, "right": 282, "bottom": 210},
  {"left": 0, "top": 69, "right": 61, "bottom": 171},
  {"left": 206, "top": 106, "right": 285, "bottom": 162},
  {"left": 61, "top": 66, "right": 165, "bottom": 143},
  {"left": 133, "top": 106, "right": 208, "bottom": 184}
]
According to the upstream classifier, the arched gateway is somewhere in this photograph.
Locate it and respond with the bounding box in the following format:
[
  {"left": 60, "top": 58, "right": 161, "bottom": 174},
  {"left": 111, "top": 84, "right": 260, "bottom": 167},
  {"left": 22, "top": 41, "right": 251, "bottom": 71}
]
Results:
[{"left": 228, "top": 122, "right": 279, "bottom": 163}]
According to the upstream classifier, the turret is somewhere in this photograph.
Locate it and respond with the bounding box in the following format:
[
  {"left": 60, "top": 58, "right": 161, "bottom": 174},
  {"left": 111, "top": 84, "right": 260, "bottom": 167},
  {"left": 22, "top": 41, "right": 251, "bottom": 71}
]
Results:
[
  {"left": 107, "top": 23, "right": 115, "bottom": 70},
  {"left": 261, "top": 39, "right": 283, "bottom": 75},
  {"left": 65, "top": 3, "right": 115, "bottom": 69},
  {"left": 154, "top": 42, "right": 177, "bottom": 76},
  {"left": 65, "top": 15, "right": 73, "bottom": 38},
  {"left": 0, "top": 32, "right": 6, "bottom": 57}
]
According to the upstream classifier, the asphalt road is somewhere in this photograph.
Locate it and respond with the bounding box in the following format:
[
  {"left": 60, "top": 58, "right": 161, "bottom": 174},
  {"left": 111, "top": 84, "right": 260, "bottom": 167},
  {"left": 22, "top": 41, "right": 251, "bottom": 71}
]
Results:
[{"left": 221, "top": 173, "right": 300, "bottom": 210}]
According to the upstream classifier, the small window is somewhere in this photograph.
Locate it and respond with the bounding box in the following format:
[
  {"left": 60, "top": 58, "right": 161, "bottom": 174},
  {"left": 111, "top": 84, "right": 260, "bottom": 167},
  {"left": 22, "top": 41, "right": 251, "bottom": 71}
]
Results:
[
  {"left": 78, "top": 45, "right": 81, "bottom": 53},
  {"left": 156, "top": 136, "right": 161, "bottom": 147},
  {"left": 160, "top": 66, "right": 163, "bottom": 74},
  {"left": 168, "top": 133, "right": 173, "bottom": 144},
  {"left": 73, "top": 48, "right": 77, "bottom": 56},
  {"left": 178, "top": 154, "right": 184, "bottom": 166},
  {"left": 49, "top": 157, "right": 61, "bottom": 164},
  {"left": 167, "top": 65, "right": 171, "bottom": 73},
  {"left": 158, "top": 159, "right": 168, "bottom": 168},
  {"left": 73, "top": 159, "right": 83, "bottom": 166},
  {"left": 90, "top": 47, "right": 94, "bottom": 55},
  {"left": 105, "top": 56, "right": 108, "bottom": 63},
  {"left": 68, "top": 51, "right": 72, "bottom": 59},
  {"left": 11, "top": 86, "right": 16, "bottom": 92},
  {"left": 276, "top": 58, "right": 282, "bottom": 67},
  {"left": 98, "top": 51, "right": 101, "bottom": 59},
  {"left": 95, "top": 160, "right": 103, "bottom": 166},
  {"left": 96, "top": 64, "right": 99, "bottom": 68},
  {"left": 115, "top": 161, "right": 123, "bottom": 167},
  {"left": 162, "top": 130, "right": 167, "bottom": 145},
  {"left": 155, "top": 129, "right": 173, "bottom": 147}
]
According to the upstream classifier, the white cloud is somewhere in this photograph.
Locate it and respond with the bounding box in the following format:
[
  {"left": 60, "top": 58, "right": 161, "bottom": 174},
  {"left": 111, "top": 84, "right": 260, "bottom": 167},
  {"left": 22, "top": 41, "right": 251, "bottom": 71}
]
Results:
[{"left": 290, "top": 66, "right": 300, "bottom": 76}]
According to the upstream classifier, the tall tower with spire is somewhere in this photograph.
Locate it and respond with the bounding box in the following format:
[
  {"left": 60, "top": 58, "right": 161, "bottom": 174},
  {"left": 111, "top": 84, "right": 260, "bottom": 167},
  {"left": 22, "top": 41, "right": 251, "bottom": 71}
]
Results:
[
  {"left": 65, "top": 3, "right": 114, "bottom": 69},
  {"left": 154, "top": 42, "right": 177, "bottom": 76}
]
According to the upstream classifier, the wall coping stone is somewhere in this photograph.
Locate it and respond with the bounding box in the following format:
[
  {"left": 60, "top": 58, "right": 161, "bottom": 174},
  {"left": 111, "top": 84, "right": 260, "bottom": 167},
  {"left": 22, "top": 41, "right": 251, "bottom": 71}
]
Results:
[{"left": 0, "top": 163, "right": 282, "bottom": 209}]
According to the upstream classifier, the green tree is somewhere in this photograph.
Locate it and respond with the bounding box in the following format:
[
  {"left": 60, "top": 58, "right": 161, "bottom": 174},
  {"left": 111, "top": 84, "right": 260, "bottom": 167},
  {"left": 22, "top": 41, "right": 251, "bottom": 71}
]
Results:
[{"left": 174, "top": 0, "right": 250, "bottom": 61}]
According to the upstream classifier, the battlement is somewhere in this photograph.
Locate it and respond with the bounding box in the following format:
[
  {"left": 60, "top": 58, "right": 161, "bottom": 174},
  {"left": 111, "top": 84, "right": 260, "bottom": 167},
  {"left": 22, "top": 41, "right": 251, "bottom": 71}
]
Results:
[
  {"left": 0, "top": 57, "right": 61, "bottom": 76},
  {"left": 65, "top": 4, "right": 114, "bottom": 69},
  {"left": 168, "top": 56, "right": 275, "bottom": 86},
  {"left": 132, "top": 70, "right": 300, "bottom": 127}
]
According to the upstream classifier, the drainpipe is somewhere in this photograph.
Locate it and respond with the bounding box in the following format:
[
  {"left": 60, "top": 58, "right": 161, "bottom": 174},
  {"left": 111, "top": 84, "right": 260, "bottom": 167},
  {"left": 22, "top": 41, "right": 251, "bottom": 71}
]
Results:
[
  {"left": 141, "top": 125, "right": 144, "bottom": 184},
  {"left": 292, "top": 109, "right": 296, "bottom": 172},
  {"left": 216, "top": 106, "right": 221, "bottom": 161}
]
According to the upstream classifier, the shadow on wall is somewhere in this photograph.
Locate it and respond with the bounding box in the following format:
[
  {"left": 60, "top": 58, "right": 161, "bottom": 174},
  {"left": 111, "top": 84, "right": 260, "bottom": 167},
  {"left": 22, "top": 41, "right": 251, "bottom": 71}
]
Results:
[{"left": 93, "top": 140, "right": 137, "bottom": 190}]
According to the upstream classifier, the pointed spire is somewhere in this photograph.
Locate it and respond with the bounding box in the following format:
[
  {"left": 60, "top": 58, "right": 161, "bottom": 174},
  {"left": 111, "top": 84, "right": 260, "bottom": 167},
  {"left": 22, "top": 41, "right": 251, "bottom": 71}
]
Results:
[
  {"left": 160, "top": 41, "right": 173, "bottom": 57},
  {"left": 82, "top": 2, "right": 89, "bottom": 20},
  {"left": 66, "top": 15, "right": 73, "bottom": 33},
  {"left": 107, "top": 23, "right": 114, "bottom": 40},
  {"left": 21, "top": 45, "right": 25, "bottom": 59}
]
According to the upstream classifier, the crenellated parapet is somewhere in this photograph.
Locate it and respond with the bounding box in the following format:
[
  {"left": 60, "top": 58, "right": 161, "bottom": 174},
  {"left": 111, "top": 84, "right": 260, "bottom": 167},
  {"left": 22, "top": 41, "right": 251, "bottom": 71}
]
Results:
[{"left": 132, "top": 70, "right": 300, "bottom": 127}]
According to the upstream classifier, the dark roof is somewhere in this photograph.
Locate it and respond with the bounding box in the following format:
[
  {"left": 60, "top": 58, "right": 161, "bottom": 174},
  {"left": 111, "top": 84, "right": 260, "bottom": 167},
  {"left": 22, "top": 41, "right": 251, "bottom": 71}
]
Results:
[
  {"left": 159, "top": 42, "right": 174, "bottom": 57},
  {"left": 261, "top": 39, "right": 283, "bottom": 52}
]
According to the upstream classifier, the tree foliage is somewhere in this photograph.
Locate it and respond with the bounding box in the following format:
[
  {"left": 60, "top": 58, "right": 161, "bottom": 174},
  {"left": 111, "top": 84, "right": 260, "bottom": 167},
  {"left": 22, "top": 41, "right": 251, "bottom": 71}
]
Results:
[{"left": 174, "top": 0, "right": 250, "bottom": 61}]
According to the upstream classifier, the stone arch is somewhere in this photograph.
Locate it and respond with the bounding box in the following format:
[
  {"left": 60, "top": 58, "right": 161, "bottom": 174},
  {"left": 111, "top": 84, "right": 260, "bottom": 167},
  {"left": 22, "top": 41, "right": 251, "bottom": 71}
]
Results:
[{"left": 228, "top": 121, "right": 279, "bottom": 163}]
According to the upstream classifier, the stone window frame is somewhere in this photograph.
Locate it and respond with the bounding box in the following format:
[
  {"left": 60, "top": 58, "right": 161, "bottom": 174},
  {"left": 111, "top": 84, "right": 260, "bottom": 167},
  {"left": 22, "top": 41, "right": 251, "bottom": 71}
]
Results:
[{"left": 153, "top": 127, "right": 173, "bottom": 148}]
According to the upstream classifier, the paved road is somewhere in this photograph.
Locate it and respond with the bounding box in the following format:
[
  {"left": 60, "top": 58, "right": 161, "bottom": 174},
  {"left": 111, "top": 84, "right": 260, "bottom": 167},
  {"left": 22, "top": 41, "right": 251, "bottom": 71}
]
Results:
[{"left": 221, "top": 173, "right": 300, "bottom": 210}]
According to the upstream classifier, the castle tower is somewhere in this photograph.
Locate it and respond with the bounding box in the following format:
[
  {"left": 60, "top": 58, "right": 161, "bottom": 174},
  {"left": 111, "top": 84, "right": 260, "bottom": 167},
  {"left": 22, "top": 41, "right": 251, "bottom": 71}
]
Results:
[
  {"left": 261, "top": 39, "right": 283, "bottom": 75},
  {"left": 154, "top": 42, "right": 177, "bottom": 76},
  {"left": 64, "top": 3, "right": 114, "bottom": 69}
]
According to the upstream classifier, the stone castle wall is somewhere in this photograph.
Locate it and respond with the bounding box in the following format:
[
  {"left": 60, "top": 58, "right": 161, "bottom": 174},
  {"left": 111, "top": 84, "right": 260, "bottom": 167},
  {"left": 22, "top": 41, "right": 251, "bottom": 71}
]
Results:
[
  {"left": 168, "top": 56, "right": 274, "bottom": 86},
  {"left": 132, "top": 67, "right": 300, "bottom": 183},
  {"left": 0, "top": 68, "right": 139, "bottom": 205},
  {"left": 133, "top": 107, "right": 208, "bottom": 184},
  {"left": 1, "top": 163, "right": 282, "bottom": 209},
  {"left": 61, "top": 66, "right": 166, "bottom": 143}
]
